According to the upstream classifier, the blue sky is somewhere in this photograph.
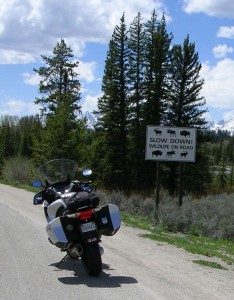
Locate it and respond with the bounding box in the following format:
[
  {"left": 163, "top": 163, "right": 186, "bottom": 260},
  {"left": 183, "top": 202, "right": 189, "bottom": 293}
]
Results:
[{"left": 0, "top": 0, "right": 234, "bottom": 122}]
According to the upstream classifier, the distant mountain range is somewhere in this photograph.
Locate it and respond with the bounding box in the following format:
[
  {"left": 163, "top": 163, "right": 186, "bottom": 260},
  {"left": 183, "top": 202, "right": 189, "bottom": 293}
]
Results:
[
  {"left": 83, "top": 111, "right": 98, "bottom": 129},
  {"left": 83, "top": 110, "right": 234, "bottom": 134},
  {"left": 208, "top": 119, "right": 234, "bottom": 134}
]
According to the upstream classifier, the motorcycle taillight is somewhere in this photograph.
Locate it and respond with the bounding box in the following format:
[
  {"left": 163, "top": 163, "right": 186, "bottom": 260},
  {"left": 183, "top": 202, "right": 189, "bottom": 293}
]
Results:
[{"left": 78, "top": 209, "right": 93, "bottom": 220}]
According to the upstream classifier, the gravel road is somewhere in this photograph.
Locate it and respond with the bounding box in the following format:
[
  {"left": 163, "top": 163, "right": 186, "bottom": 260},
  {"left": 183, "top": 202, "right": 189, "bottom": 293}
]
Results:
[{"left": 0, "top": 184, "right": 233, "bottom": 300}]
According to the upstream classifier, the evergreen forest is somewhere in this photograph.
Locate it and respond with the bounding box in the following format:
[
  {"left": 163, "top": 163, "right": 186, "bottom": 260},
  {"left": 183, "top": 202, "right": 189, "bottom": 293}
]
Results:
[{"left": 1, "top": 12, "right": 234, "bottom": 199}]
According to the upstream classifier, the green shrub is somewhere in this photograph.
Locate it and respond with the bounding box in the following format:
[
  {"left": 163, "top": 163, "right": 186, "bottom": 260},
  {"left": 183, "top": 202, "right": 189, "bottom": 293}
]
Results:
[
  {"left": 100, "top": 189, "right": 234, "bottom": 241},
  {"left": 2, "top": 156, "right": 35, "bottom": 184}
]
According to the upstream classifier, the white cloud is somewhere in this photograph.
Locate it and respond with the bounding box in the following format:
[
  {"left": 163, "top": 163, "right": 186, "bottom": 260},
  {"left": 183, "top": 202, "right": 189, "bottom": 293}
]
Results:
[
  {"left": 223, "top": 110, "right": 234, "bottom": 122},
  {"left": 22, "top": 73, "right": 40, "bottom": 85},
  {"left": 0, "top": 0, "right": 167, "bottom": 63},
  {"left": 65, "top": 39, "right": 86, "bottom": 58},
  {"left": 78, "top": 61, "right": 97, "bottom": 83},
  {"left": 0, "top": 99, "right": 40, "bottom": 116},
  {"left": 182, "top": 0, "right": 234, "bottom": 18},
  {"left": 82, "top": 93, "right": 102, "bottom": 113},
  {"left": 203, "top": 111, "right": 213, "bottom": 121},
  {"left": 200, "top": 58, "right": 234, "bottom": 109},
  {"left": 212, "top": 44, "right": 233, "bottom": 58},
  {"left": 0, "top": 49, "right": 36, "bottom": 64},
  {"left": 217, "top": 26, "right": 234, "bottom": 39}
]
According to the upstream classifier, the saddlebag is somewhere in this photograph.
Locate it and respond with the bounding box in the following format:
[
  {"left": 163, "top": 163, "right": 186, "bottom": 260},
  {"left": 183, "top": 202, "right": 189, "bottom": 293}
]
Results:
[
  {"left": 95, "top": 204, "right": 121, "bottom": 236},
  {"left": 46, "top": 216, "right": 81, "bottom": 248}
]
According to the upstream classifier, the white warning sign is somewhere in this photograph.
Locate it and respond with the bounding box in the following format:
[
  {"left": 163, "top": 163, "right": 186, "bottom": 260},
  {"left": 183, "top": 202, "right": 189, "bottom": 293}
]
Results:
[{"left": 145, "top": 126, "right": 196, "bottom": 162}]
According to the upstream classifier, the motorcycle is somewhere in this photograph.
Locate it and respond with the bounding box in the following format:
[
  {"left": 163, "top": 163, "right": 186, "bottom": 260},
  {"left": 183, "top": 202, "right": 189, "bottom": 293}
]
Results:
[{"left": 32, "top": 159, "right": 121, "bottom": 276}]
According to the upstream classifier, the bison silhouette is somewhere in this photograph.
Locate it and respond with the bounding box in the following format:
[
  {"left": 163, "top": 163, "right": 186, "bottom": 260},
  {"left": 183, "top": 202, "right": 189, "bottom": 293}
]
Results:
[
  {"left": 152, "top": 150, "right": 162, "bottom": 157},
  {"left": 180, "top": 130, "right": 190, "bottom": 138}
]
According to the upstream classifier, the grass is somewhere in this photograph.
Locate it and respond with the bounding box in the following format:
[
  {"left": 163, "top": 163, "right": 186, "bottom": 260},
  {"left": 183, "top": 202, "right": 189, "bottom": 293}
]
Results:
[
  {"left": 0, "top": 178, "right": 38, "bottom": 192},
  {"left": 121, "top": 211, "right": 234, "bottom": 269},
  {"left": 193, "top": 260, "right": 228, "bottom": 270}
]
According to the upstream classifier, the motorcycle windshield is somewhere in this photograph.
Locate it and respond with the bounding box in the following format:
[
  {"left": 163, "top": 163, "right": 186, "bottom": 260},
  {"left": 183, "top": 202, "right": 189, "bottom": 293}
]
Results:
[{"left": 37, "top": 159, "right": 78, "bottom": 185}]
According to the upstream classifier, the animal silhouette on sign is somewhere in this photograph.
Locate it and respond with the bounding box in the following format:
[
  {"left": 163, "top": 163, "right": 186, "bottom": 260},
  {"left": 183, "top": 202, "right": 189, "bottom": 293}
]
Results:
[
  {"left": 181, "top": 151, "right": 189, "bottom": 158},
  {"left": 166, "top": 150, "right": 176, "bottom": 157},
  {"left": 154, "top": 129, "right": 162, "bottom": 136},
  {"left": 167, "top": 129, "right": 176, "bottom": 137},
  {"left": 152, "top": 150, "right": 162, "bottom": 157},
  {"left": 180, "top": 130, "right": 190, "bottom": 138}
]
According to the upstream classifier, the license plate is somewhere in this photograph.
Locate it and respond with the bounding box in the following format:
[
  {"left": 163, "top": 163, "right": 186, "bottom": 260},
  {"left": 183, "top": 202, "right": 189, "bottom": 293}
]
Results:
[{"left": 80, "top": 222, "right": 96, "bottom": 233}]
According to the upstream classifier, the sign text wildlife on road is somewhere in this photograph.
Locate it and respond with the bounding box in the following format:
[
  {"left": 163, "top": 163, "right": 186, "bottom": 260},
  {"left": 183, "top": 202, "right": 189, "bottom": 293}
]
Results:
[{"left": 145, "top": 126, "right": 196, "bottom": 162}]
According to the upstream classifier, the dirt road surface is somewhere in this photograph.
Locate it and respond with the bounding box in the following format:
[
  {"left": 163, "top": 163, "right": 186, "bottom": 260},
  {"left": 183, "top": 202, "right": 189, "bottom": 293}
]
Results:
[{"left": 0, "top": 184, "right": 233, "bottom": 300}]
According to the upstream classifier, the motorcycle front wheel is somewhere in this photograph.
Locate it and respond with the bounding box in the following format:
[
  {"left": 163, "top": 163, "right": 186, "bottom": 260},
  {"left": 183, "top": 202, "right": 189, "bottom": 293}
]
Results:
[{"left": 81, "top": 243, "right": 102, "bottom": 276}]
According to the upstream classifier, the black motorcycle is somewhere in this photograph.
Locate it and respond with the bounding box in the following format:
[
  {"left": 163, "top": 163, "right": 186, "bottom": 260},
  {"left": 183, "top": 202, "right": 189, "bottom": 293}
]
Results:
[{"left": 33, "top": 159, "right": 121, "bottom": 276}]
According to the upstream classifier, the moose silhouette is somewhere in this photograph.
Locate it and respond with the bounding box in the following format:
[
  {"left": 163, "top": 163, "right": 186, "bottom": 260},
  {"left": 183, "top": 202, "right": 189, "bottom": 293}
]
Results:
[{"left": 166, "top": 150, "right": 176, "bottom": 157}]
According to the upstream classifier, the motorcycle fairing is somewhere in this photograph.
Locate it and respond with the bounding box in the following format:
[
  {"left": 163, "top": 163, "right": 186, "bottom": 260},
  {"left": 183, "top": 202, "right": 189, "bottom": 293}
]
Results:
[{"left": 46, "top": 199, "right": 66, "bottom": 222}]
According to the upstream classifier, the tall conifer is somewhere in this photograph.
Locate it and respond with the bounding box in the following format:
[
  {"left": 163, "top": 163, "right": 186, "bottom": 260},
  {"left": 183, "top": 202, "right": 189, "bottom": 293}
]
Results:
[
  {"left": 167, "top": 35, "right": 207, "bottom": 127},
  {"left": 143, "top": 12, "right": 173, "bottom": 190},
  {"left": 167, "top": 35, "right": 208, "bottom": 202},
  {"left": 127, "top": 12, "right": 146, "bottom": 188},
  {"left": 96, "top": 14, "right": 129, "bottom": 189},
  {"left": 33, "top": 39, "right": 84, "bottom": 161},
  {"left": 144, "top": 12, "right": 173, "bottom": 126}
]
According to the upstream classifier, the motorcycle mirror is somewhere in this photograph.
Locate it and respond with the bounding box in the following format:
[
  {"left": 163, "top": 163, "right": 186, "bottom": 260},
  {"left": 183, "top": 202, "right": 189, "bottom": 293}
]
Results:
[
  {"left": 32, "top": 180, "right": 42, "bottom": 188},
  {"left": 33, "top": 192, "right": 44, "bottom": 205},
  {"left": 83, "top": 169, "right": 92, "bottom": 176}
]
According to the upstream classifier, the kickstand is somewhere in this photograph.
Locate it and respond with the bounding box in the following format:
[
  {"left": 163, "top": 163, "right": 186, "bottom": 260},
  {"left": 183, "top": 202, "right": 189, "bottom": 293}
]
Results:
[{"left": 56, "top": 254, "right": 68, "bottom": 268}]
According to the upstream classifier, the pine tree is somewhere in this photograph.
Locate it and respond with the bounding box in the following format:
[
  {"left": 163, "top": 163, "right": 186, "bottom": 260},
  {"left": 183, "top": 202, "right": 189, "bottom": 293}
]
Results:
[
  {"left": 96, "top": 14, "right": 129, "bottom": 189},
  {"left": 143, "top": 12, "right": 173, "bottom": 194},
  {"left": 33, "top": 39, "right": 84, "bottom": 162},
  {"left": 216, "top": 157, "right": 229, "bottom": 188},
  {"left": 144, "top": 12, "right": 173, "bottom": 126},
  {"left": 18, "top": 116, "right": 37, "bottom": 157},
  {"left": 166, "top": 35, "right": 208, "bottom": 203},
  {"left": 34, "top": 39, "right": 81, "bottom": 116},
  {"left": 127, "top": 12, "right": 146, "bottom": 188},
  {"left": 167, "top": 35, "right": 207, "bottom": 127},
  {"left": 0, "top": 117, "right": 18, "bottom": 157}
]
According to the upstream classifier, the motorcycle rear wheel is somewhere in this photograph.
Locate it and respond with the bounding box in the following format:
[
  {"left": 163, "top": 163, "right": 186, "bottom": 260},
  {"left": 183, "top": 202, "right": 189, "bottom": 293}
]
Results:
[{"left": 81, "top": 243, "right": 102, "bottom": 276}]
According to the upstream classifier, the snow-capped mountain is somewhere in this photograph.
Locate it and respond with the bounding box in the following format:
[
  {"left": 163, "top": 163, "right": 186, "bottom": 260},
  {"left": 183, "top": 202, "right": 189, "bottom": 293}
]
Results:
[
  {"left": 83, "top": 111, "right": 99, "bottom": 129},
  {"left": 208, "top": 119, "right": 234, "bottom": 134},
  {"left": 83, "top": 110, "right": 234, "bottom": 134}
]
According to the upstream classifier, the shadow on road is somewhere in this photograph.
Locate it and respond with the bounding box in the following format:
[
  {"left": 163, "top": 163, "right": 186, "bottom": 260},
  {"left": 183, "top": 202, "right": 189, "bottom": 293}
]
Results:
[{"left": 49, "top": 257, "right": 138, "bottom": 287}]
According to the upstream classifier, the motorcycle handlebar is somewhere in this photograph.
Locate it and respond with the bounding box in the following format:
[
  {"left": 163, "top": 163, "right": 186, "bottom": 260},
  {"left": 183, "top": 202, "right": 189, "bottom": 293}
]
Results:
[{"left": 47, "top": 187, "right": 61, "bottom": 198}]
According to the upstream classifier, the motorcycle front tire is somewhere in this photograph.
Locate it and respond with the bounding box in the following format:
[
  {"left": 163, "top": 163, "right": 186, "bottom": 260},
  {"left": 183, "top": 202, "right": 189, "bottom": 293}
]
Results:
[{"left": 81, "top": 243, "right": 102, "bottom": 276}]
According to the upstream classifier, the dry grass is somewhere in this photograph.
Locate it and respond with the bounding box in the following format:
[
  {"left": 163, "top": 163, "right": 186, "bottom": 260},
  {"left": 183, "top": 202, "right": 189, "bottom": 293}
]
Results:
[{"left": 99, "top": 190, "right": 234, "bottom": 241}]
